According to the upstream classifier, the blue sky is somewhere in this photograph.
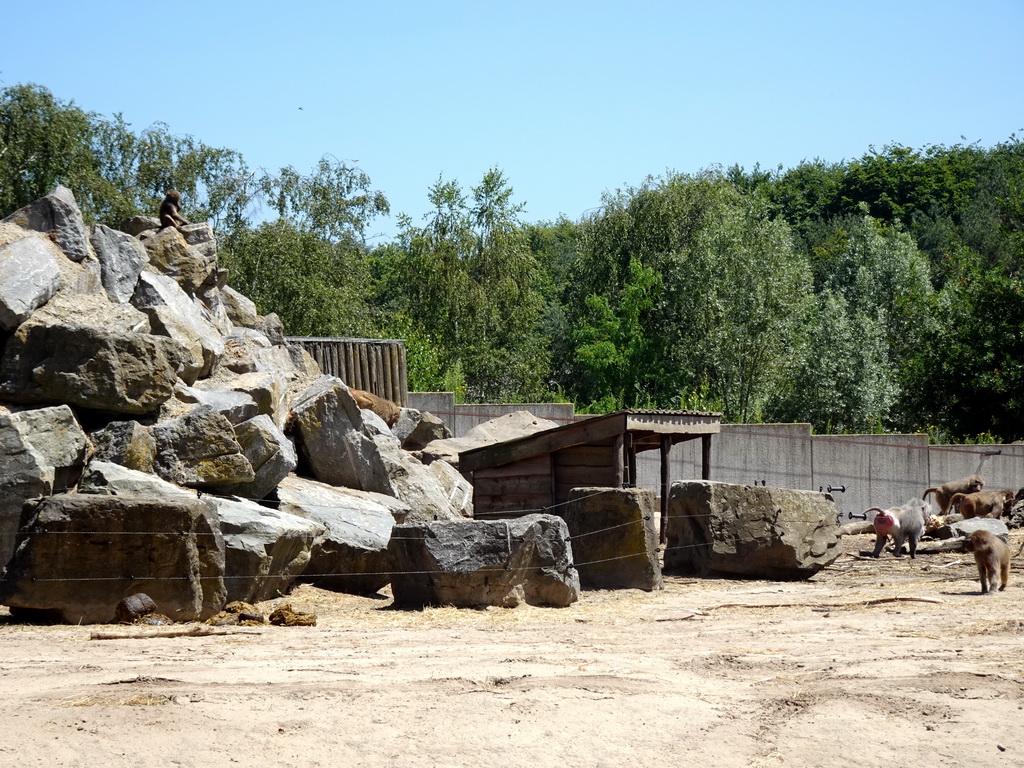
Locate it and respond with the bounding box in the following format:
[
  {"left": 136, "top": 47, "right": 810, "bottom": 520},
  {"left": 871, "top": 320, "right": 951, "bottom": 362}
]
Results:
[{"left": 3, "top": 1, "right": 1022, "bottom": 242}]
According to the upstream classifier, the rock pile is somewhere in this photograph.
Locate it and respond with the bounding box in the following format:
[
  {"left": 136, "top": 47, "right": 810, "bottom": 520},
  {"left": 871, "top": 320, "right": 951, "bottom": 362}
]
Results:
[{"left": 0, "top": 185, "right": 521, "bottom": 623}]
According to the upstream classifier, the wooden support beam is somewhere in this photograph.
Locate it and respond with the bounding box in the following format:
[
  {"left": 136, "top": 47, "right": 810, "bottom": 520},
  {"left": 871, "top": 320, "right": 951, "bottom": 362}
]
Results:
[
  {"left": 660, "top": 435, "right": 671, "bottom": 544},
  {"left": 701, "top": 434, "right": 712, "bottom": 480}
]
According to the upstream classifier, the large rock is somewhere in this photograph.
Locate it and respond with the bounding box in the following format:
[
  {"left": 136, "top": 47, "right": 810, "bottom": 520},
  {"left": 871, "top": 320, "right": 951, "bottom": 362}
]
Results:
[
  {"left": 3, "top": 185, "right": 89, "bottom": 262},
  {"left": 275, "top": 474, "right": 400, "bottom": 595},
  {"left": 0, "top": 308, "right": 181, "bottom": 414},
  {"left": 415, "top": 410, "right": 559, "bottom": 467},
  {"left": 132, "top": 271, "right": 225, "bottom": 383},
  {"left": 89, "top": 421, "right": 157, "bottom": 473},
  {"left": 222, "top": 414, "right": 297, "bottom": 500},
  {"left": 151, "top": 406, "right": 255, "bottom": 489},
  {"left": 0, "top": 406, "right": 90, "bottom": 568},
  {"left": 374, "top": 434, "right": 461, "bottom": 522},
  {"left": 175, "top": 382, "right": 259, "bottom": 426},
  {"left": 197, "top": 370, "right": 291, "bottom": 430},
  {"left": 0, "top": 493, "right": 225, "bottom": 624},
  {"left": 209, "top": 495, "right": 324, "bottom": 603},
  {"left": 221, "top": 285, "right": 260, "bottom": 328},
  {"left": 88, "top": 223, "right": 149, "bottom": 303},
  {"left": 0, "top": 235, "right": 61, "bottom": 330},
  {"left": 395, "top": 408, "right": 453, "bottom": 451},
  {"left": 563, "top": 487, "right": 662, "bottom": 591},
  {"left": 78, "top": 460, "right": 196, "bottom": 499},
  {"left": 289, "top": 376, "right": 391, "bottom": 492},
  {"left": 428, "top": 459, "right": 474, "bottom": 518},
  {"left": 388, "top": 515, "right": 580, "bottom": 608},
  {"left": 663, "top": 481, "right": 842, "bottom": 580},
  {"left": 141, "top": 226, "right": 216, "bottom": 296}
]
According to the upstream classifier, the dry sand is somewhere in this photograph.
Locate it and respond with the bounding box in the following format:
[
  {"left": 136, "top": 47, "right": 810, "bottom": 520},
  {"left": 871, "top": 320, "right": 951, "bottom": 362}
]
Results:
[{"left": 2, "top": 532, "right": 1022, "bottom": 768}]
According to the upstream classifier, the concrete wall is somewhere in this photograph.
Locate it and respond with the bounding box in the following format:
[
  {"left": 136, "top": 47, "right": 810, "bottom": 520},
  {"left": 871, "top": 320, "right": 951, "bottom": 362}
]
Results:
[{"left": 408, "top": 394, "right": 1024, "bottom": 518}]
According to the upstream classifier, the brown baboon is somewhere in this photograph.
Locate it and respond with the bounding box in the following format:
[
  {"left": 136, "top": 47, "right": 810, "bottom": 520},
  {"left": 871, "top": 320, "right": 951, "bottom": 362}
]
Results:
[
  {"left": 949, "top": 489, "right": 1014, "bottom": 519},
  {"left": 922, "top": 474, "right": 984, "bottom": 514},
  {"left": 868, "top": 499, "right": 928, "bottom": 558},
  {"left": 159, "top": 189, "right": 189, "bottom": 230},
  {"left": 964, "top": 529, "right": 1010, "bottom": 593},
  {"left": 351, "top": 388, "right": 400, "bottom": 427}
]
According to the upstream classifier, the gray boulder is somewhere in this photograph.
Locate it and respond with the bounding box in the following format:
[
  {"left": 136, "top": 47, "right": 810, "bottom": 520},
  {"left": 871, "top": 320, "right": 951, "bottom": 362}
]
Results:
[
  {"left": 289, "top": 376, "right": 391, "bottom": 492},
  {"left": 141, "top": 226, "right": 215, "bottom": 296},
  {"left": 120, "top": 215, "right": 160, "bottom": 237},
  {"left": 388, "top": 515, "right": 580, "bottom": 608},
  {"left": 275, "top": 474, "right": 398, "bottom": 595},
  {"left": 132, "top": 271, "right": 225, "bottom": 383},
  {"left": 0, "top": 493, "right": 225, "bottom": 624},
  {"left": 428, "top": 459, "right": 474, "bottom": 518},
  {"left": 664, "top": 481, "right": 842, "bottom": 579},
  {"left": 88, "top": 223, "right": 149, "bottom": 303},
  {"left": 151, "top": 406, "right": 255, "bottom": 489},
  {"left": 0, "top": 405, "right": 90, "bottom": 568},
  {"left": 222, "top": 414, "right": 297, "bottom": 500},
  {"left": 175, "top": 382, "right": 258, "bottom": 425},
  {"left": 78, "top": 460, "right": 196, "bottom": 499},
  {"left": 3, "top": 185, "right": 89, "bottom": 262},
  {"left": 209, "top": 495, "right": 324, "bottom": 603},
  {"left": 563, "top": 487, "right": 662, "bottom": 591},
  {"left": 197, "top": 370, "right": 291, "bottom": 430},
  {"left": 374, "top": 434, "right": 461, "bottom": 522},
  {"left": 222, "top": 285, "right": 260, "bottom": 327},
  {"left": 0, "top": 235, "right": 61, "bottom": 330},
  {"left": 396, "top": 408, "right": 453, "bottom": 451},
  {"left": 89, "top": 421, "right": 157, "bottom": 473},
  {"left": 0, "top": 307, "right": 181, "bottom": 414},
  {"left": 948, "top": 516, "right": 1010, "bottom": 542}
]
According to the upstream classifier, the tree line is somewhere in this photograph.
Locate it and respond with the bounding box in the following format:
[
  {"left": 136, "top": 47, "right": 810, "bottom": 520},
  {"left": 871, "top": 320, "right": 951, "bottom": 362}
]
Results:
[{"left": 2, "top": 83, "right": 1022, "bottom": 441}]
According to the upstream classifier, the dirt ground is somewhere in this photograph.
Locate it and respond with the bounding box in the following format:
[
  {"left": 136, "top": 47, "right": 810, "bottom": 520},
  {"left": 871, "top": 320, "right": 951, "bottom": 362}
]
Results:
[{"left": 1, "top": 532, "right": 1022, "bottom": 768}]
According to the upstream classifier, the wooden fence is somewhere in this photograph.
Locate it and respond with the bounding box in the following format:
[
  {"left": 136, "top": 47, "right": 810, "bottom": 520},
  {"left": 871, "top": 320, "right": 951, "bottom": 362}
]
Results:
[{"left": 287, "top": 337, "right": 408, "bottom": 405}]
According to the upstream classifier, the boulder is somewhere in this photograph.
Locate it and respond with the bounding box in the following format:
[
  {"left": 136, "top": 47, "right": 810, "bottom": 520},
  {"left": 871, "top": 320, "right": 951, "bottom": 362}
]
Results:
[
  {"left": 373, "top": 434, "right": 461, "bottom": 522},
  {"left": 2, "top": 185, "right": 89, "bottom": 262},
  {"left": 221, "top": 414, "right": 297, "bottom": 500},
  {"left": 0, "top": 312, "right": 181, "bottom": 414},
  {"left": 221, "top": 285, "right": 260, "bottom": 328},
  {"left": 175, "top": 382, "right": 258, "bottom": 425},
  {"left": 120, "top": 215, "right": 160, "bottom": 237},
  {"left": 563, "top": 487, "right": 663, "bottom": 591},
  {"left": 78, "top": 460, "right": 196, "bottom": 499},
  {"left": 947, "top": 516, "right": 1009, "bottom": 542},
  {"left": 197, "top": 370, "right": 290, "bottom": 430},
  {"left": 0, "top": 405, "right": 90, "bottom": 568},
  {"left": 396, "top": 408, "right": 453, "bottom": 451},
  {"left": 1008, "top": 490, "right": 1024, "bottom": 529},
  {"left": 151, "top": 406, "right": 255, "bottom": 489},
  {"left": 289, "top": 376, "right": 391, "bottom": 492},
  {"left": 89, "top": 421, "right": 157, "bottom": 473},
  {"left": 88, "top": 223, "right": 149, "bottom": 303},
  {"left": 132, "top": 271, "right": 225, "bottom": 382},
  {"left": 209, "top": 495, "right": 324, "bottom": 603},
  {"left": 428, "top": 459, "right": 474, "bottom": 518},
  {"left": 663, "top": 481, "right": 842, "bottom": 579},
  {"left": 0, "top": 235, "right": 61, "bottom": 330},
  {"left": 141, "top": 226, "right": 215, "bottom": 296},
  {"left": 0, "top": 493, "right": 225, "bottom": 624},
  {"left": 388, "top": 514, "right": 580, "bottom": 608},
  {"left": 274, "top": 474, "right": 398, "bottom": 595},
  {"left": 416, "top": 410, "right": 559, "bottom": 467}
]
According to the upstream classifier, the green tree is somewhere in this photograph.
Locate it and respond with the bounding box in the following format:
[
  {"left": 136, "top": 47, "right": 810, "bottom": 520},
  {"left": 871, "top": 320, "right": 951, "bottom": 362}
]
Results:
[
  {"left": 566, "top": 171, "right": 814, "bottom": 421},
  {"left": 375, "top": 169, "right": 550, "bottom": 401}
]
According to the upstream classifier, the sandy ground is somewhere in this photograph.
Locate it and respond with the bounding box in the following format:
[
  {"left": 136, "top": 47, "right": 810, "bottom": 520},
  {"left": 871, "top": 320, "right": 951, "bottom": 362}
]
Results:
[{"left": 1, "top": 532, "right": 1022, "bottom": 768}]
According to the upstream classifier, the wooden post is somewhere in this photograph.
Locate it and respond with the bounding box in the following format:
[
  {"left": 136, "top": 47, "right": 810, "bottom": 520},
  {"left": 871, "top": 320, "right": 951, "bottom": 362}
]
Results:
[
  {"left": 613, "top": 434, "right": 624, "bottom": 487},
  {"left": 701, "top": 434, "right": 712, "bottom": 480},
  {"left": 623, "top": 432, "right": 635, "bottom": 487},
  {"left": 660, "top": 435, "right": 671, "bottom": 543}
]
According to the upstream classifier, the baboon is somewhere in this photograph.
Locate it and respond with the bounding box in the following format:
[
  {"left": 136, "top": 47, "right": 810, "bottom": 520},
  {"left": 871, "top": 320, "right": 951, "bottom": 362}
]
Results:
[
  {"left": 868, "top": 499, "right": 928, "bottom": 558},
  {"left": 351, "top": 388, "right": 400, "bottom": 427},
  {"left": 964, "top": 529, "right": 1010, "bottom": 594},
  {"left": 949, "top": 489, "right": 1014, "bottom": 519},
  {"left": 922, "top": 474, "right": 984, "bottom": 514},
  {"left": 159, "top": 189, "right": 189, "bottom": 230}
]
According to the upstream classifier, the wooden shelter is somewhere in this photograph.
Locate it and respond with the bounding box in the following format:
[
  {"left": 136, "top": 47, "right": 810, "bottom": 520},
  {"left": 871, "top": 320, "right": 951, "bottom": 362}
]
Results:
[{"left": 458, "top": 410, "right": 722, "bottom": 539}]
